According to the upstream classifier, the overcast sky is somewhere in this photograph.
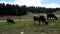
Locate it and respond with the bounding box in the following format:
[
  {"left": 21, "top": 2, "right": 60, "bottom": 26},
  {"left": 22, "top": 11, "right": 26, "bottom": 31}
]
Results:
[{"left": 0, "top": 0, "right": 60, "bottom": 8}]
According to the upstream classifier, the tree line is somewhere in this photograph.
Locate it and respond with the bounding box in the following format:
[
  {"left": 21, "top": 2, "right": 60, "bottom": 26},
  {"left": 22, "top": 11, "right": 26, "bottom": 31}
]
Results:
[{"left": 0, "top": 3, "right": 60, "bottom": 16}]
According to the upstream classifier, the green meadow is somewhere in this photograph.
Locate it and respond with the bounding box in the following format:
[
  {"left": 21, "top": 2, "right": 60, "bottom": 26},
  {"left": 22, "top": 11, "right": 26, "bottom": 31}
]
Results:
[{"left": 0, "top": 13, "right": 60, "bottom": 34}]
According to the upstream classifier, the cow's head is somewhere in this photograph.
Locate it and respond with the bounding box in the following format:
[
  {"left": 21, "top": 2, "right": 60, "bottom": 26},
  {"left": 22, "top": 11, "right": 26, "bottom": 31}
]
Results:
[{"left": 55, "top": 16, "right": 57, "bottom": 20}]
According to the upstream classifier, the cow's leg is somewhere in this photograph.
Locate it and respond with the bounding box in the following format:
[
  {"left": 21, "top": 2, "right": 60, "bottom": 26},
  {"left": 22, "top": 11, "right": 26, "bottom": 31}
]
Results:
[
  {"left": 34, "top": 20, "right": 36, "bottom": 25},
  {"left": 49, "top": 17, "right": 51, "bottom": 19},
  {"left": 9, "top": 22, "right": 13, "bottom": 24},
  {"left": 42, "top": 21, "right": 44, "bottom": 25},
  {"left": 52, "top": 17, "right": 53, "bottom": 19},
  {"left": 55, "top": 16, "right": 57, "bottom": 20},
  {"left": 47, "top": 17, "right": 50, "bottom": 20},
  {"left": 45, "top": 21, "right": 48, "bottom": 25},
  {"left": 8, "top": 22, "right": 10, "bottom": 24},
  {"left": 8, "top": 22, "right": 9, "bottom": 24},
  {"left": 47, "top": 17, "right": 49, "bottom": 20},
  {"left": 39, "top": 20, "right": 40, "bottom": 25}
]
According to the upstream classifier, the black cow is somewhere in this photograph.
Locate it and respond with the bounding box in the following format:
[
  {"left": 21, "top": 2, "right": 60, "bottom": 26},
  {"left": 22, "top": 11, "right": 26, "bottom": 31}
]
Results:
[
  {"left": 33, "top": 15, "right": 48, "bottom": 25},
  {"left": 7, "top": 19, "right": 15, "bottom": 24},
  {"left": 47, "top": 13, "right": 57, "bottom": 20}
]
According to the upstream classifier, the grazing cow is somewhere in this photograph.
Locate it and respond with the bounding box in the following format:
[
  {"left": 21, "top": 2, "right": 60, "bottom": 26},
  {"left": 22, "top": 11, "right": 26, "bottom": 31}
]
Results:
[
  {"left": 47, "top": 13, "right": 57, "bottom": 20},
  {"left": 33, "top": 15, "right": 48, "bottom": 25},
  {"left": 7, "top": 19, "right": 15, "bottom": 24}
]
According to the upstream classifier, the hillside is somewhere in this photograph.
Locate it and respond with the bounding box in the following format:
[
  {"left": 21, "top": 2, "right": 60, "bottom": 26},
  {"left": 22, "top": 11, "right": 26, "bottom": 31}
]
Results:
[{"left": 53, "top": 11, "right": 60, "bottom": 14}]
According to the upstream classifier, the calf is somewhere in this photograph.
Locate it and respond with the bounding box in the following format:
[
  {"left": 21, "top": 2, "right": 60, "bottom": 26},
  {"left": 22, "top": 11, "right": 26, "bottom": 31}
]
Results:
[{"left": 7, "top": 19, "right": 15, "bottom": 24}]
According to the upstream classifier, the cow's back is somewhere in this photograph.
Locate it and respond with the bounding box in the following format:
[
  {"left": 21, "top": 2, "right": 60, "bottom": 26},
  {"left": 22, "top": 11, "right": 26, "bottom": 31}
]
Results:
[
  {"left": 7, "top": 19, "right": 13, "bottom": 22},
  {"left": 39, "top": 15, "right": 46, "bottom": 21},
  {"left": 33, "top": 15, "right": 40, "bottom": 21},
  {"left": 47, "top": 14, "right": 55, "bottom": 17}
]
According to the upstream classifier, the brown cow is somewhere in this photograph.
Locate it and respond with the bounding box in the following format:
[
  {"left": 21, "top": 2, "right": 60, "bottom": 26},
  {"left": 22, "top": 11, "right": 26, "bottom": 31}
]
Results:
[
  {"left": 7, "top": 19, "right": 15, "bottom": 24},
  {"left": 33, "top": 14, "right": 48, "bottom": 25}
]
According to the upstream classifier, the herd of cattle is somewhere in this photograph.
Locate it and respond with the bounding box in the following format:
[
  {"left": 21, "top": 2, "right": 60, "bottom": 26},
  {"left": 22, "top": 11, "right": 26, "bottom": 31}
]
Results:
[{"left": 6, "top": 13, "right": 57, "bottom": 25}]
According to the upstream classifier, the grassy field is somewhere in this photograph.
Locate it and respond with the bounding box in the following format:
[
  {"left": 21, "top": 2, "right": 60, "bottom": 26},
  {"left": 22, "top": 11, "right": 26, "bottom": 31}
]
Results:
[
  {"left": 0, "top": 14, "right": 60, "bottom": 34},
  {"left": 53, "top": 11, "right": 60, "bottom": 14}
]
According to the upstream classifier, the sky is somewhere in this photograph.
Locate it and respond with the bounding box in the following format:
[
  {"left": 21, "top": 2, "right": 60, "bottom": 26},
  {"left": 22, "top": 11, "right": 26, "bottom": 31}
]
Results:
[{"left": 0, "top": 0, "right": 60, "bottom": 8}]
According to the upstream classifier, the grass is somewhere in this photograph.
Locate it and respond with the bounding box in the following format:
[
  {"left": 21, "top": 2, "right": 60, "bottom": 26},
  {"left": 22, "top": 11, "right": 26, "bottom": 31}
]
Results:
[
  {"left": 0, "top": 14, "right": 60, "bottom": 34},
  {"left": 53, "top": 11, "right": 60, "bottom": 14}
]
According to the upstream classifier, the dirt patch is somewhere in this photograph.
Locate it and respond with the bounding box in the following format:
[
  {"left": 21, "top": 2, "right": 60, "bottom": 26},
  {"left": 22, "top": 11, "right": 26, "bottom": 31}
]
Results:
[
  {"left": 0, "top": 19, "right": 32, "bottom": 22},
  {"left": 0, "top": 14, "right": 60, "bottom": 22}
]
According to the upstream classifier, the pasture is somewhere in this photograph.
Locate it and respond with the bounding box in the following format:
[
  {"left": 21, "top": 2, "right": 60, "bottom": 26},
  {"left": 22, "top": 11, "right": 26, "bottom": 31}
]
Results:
[{"left": 0, "top": 14, "right": 60, "bottom": 34}]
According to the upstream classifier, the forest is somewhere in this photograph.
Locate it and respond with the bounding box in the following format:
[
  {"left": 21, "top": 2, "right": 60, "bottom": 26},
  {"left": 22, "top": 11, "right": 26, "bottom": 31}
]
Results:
[{"left": 0, "top": 3, "right": 60, "bottom": 16}]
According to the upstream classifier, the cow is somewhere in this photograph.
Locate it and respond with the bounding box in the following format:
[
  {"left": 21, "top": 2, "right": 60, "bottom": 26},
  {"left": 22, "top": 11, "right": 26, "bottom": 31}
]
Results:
[
  {"left": 6, "top": 19, "right": 15, "bottom": 24},
  {"left": 47, "top": 13, "right": 57, "bottom": 20},
  {"left": 33, "top": 14, "right": 48, "bottom": 25}
]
